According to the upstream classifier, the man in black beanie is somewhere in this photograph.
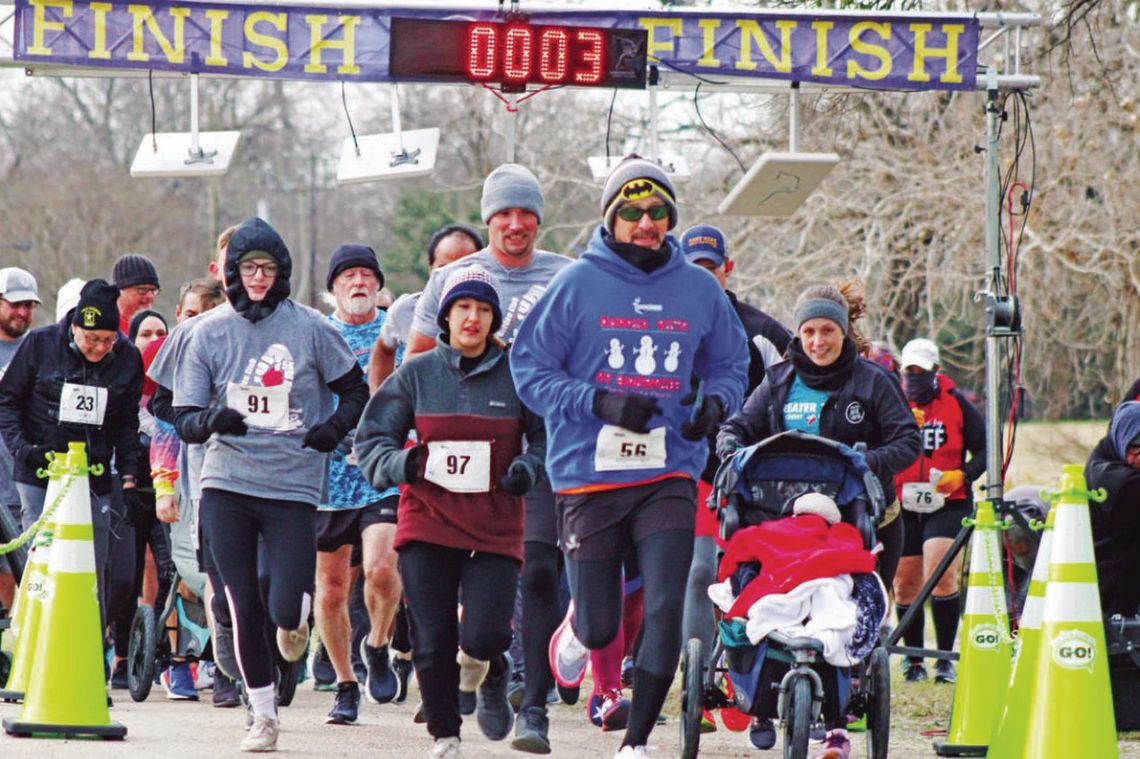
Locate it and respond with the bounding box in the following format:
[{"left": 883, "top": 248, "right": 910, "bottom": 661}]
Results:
[
  {"left": 0, "top": 278, "right": 146, "bottom": 621},
  {"left": 113, "top": 254, "right": 161, "bottom": 334}
]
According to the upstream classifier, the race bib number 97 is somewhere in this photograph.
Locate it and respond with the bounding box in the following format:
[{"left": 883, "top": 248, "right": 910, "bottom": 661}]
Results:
[
  {"left": 58, "top": 383, "right": 107, "bottom": 425},
  {"left": 424, "top": 440, "right": 492, "bottom": 493},
  {"left": 226, "top": 382, "right": 288, "bottom": 430},
  {"left": 594, "top": 426, "right": 667, "bottom": 472}
]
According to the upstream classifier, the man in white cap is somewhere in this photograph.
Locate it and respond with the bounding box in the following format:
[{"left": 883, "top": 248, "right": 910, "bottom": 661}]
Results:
[
  {"left": 406, "top": 164, "right": 573, "bottom": 753},
  {"left": 0, "top": 267, "right": 41, "bottom": 612}
]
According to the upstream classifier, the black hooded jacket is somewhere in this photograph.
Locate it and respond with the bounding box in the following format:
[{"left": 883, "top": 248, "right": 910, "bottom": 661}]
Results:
[
  {"left": 225, "top": 217, "right": 292, "bottom": 323},
  {"left": 0, "top": 316, "right": 144, "bottom": 494},
  {"left": 1087, "top": 436, "right": 1140, "bottom": 616}
]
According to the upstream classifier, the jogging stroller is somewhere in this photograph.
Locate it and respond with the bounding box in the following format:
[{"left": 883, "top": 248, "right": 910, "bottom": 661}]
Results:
[{"left": 679, "top": 431, "right": 891, "bottom": 759}]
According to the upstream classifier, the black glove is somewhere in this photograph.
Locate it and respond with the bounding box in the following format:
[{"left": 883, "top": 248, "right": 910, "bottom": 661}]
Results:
[
  {"left": 18, "top": 444, "right": 55, "bottom": 468},
  {"left": 205, "top": 405, "right": 248, "bottom": 436},
  {"left": 404, "top": 444, "right": 426, "bottom": 485},
  {"left": 592, "top": 390, "right": 662, "bottom": 434},
  {"left": 680, "top": 392, "right": 725, "bottom": 441},
  {"left": 499, "top": 461, "right": 534, "bottom": 497},
  {"left": 121, "top": 486, "right": 144, "bottom": 527},
  {"left": 301, "top": 422, "right": 343, "bottom": 453}
]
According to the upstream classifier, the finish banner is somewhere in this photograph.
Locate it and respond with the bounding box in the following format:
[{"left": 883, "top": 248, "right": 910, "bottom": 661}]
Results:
[{"left": 14, "top": 0, "right": 979, "bottom": 91}]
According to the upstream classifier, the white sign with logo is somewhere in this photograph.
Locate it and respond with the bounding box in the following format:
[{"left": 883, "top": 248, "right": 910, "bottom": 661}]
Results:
[
  {"left": 1052, "top": 629, "right": 1097, "bottom": 672},
  {"left": 226, "top": 382, "right": 289, "bottom": 430},
  {"left": 595, "top": 426, "right": 667, "bottom": 472},
  {"left": 58, "top": 383, "right": 108, "bottom": 425},
  {"left": 424, "top": 440, "right": 492, "bottom": 493},
  {"left": 970, "top": 622, "right": 1001, "bottom": 650}
]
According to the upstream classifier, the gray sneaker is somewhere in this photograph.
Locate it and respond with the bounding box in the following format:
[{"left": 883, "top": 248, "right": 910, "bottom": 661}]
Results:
[
  {"left": 476, "top": 653, "right": 513, "bottom": 741},
  {"left": 240, "top": 714, "right": 279, "bottom": 752},
  {"left": 510, "top": 705, "right": 551, "bottom": 754}
]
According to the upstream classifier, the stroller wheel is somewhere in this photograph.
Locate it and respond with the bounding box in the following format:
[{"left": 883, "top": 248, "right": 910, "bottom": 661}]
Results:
[
  {"left": 679, "top": 638, "right": 703, "bottom": 759},
  {"left": 127, "top": 604, "right": 156, "bottom": 702},
  {"left": 864, "top": 648, "right": 891, "bottom": 759},
  {"left": 275, "top": 653, "right": 300, "bottom": 708},
  {"left": 782, "top": 675, "right": 812, "bottom": 759}
]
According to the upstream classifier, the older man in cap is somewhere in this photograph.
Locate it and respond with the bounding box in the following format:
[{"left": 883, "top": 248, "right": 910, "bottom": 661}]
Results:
[
  {"left": 0, "top": 267, "right": 42, "bottom": 610},
  {"left": 113, "top": 254, "right": 161, "bottom": 334},
  {"left": 510, "top": 155, "right": 749, "bottom": 758}
]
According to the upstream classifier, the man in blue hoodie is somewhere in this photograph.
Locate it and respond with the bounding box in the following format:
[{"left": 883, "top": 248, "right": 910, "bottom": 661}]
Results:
[{"left": 510, "top": 156, "right": 749, "bottom": 758}]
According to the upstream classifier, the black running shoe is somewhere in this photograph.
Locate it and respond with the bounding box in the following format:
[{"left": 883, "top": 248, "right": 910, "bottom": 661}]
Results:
[
  {"left": 902, "top": 660, "right": 928, "bottom": 683},
  {"left": 934, "top": 659, "right": 957, "bottom": 684},
  {"left": 510, "top": 705, "right": 551, "bottom": 754},
  {"left": 312, "top": 642, "right": 336, "bottom": 692},
  {"left": 326, "top": 681, "right": 361, "bottom": 725},
  {"left": 360, "top": 640, "right": 398, "bottom": 704},
  {"left": 392, "top": 656, "right": 413, "bottom": 704},
  {"left": 476, "top": 653, "right": 513, "bottom": 741}
]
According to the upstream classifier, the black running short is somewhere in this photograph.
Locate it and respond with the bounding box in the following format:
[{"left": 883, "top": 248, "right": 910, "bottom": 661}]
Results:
[
  {"left": 901, "top": 499, "right": 972, "bottom": 556},
  {"left": 316, "top": 495, "right": 399, "bottom": 562},
  {"left": 555, "top": 477, "right": 696, "bottom": 561}
]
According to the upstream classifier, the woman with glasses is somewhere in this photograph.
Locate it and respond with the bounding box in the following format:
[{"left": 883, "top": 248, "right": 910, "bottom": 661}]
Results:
[
  {"left": 0, "top": 279, "right": 146, "bottom": 625},
  {"left": 171, "top": 218, "right": 369, "bottom": 752}
]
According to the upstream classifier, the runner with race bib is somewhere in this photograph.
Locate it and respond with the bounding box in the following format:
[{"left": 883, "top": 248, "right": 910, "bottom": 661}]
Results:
[{"left": 355, "top": 265, "right": 546, "bottom": 759}]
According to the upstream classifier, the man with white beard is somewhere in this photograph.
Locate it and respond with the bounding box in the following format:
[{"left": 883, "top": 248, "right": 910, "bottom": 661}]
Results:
[{"left": 316, "top": 244, "right": 404, "bottom": 725}]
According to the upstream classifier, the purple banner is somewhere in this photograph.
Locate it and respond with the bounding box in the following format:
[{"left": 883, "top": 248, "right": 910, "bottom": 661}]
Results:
[{"left": 14, "top": 0, "right": 978, "bottom": 91}]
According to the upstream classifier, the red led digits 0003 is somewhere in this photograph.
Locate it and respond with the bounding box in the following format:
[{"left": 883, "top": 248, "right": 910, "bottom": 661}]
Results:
[
  {"left": 388, "top": 17, "right": 646, "bottom": 90},
  {"left": 465, "top": 22, "right": 605, "bottom": 85}
]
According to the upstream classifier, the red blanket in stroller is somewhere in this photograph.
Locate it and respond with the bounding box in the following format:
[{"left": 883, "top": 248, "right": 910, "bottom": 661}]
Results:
[{"left": 718, "top": 515, "right": 878, "bottom": 619}]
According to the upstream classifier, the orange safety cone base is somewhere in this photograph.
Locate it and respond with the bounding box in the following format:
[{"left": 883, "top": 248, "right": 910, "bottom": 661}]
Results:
[{"left": 3, "top": 717, "right": 126, "bottom": 740}]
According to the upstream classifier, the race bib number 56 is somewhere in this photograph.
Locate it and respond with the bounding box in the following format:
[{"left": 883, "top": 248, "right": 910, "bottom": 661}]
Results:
[{"left": 594, "top": 426, "right": 667, "bottom": 472}]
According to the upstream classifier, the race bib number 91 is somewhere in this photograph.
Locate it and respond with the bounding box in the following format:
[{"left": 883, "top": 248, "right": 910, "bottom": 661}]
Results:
[
  {"left": 594, "top": 426, "right": 667, "bottom": 472},
  {"left": 424, "top": 440, "right": 492, "bottom": 493},
  {"left": 226, "top": 382, "right": 288, "bottom": 430},
  {"left": 58, "top": 383, "right": 107, "bottom": 425}
]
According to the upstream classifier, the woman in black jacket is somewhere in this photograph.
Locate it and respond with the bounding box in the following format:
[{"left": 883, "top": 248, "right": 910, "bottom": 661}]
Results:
[{"left": 716, "top": 283, "right": 920, "bottom": 755}]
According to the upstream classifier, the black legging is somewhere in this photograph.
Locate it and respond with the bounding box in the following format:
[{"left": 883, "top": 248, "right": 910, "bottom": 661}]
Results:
[
  {"left": 568, "top": 528, "right": 694, "bottom": 748},
  {"left": 398, "top": 541, "right": 519, "bottom": 740},
  {"left": 875, "top": 514, "right": 904, "bottom": 591},
  {"left": 109, "top": 489, "right": 174, "bottom": 657},
  {"left": 519, "top": 540, "right": 563, "bottom": 710},
  {"left": 199, "top": 488, "right": 315, "bottom": 690}
]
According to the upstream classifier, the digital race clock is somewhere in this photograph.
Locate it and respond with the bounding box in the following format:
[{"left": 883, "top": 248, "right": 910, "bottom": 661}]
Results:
[{"left": 388, "top": 17, "right": 648, "bottom": 90}]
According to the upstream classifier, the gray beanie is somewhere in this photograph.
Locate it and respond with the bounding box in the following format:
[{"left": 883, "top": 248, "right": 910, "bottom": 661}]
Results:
[
  {"left": 481, "top": 164, "right": 544, "bottom": 223},
  {"left": 793, "top": 297, "right": 849, "bottom": 333},
  {"left": 600, "top": 156, "right": 678, "bottom": 233}
]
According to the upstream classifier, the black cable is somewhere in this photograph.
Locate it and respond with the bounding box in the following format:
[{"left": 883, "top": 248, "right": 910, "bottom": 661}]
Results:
[
  {"left": 148, "top": 70, "right": 157, "bottom": 152},
  {"left": 342, "top": 81, "right": 359, "bottom": 156},
  {"left": 694, "top": 82, "right": 747, "bottom": 174},
  {"left": 605, "top": 88, "right": 617, "bottom": 160}
]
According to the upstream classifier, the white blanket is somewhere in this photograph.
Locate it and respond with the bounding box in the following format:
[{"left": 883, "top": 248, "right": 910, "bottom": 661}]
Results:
[{"left": 709, "top": 575, "right": 861, "bottom": 667}]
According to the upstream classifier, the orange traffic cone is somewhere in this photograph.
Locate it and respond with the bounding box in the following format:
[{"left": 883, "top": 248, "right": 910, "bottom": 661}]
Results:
[{"left": 3, "top": 443, "right": 126, "bottom": 740}]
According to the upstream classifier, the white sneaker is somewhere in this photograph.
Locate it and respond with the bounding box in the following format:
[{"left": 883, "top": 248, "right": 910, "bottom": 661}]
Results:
[
  {"left": 548, "top": 603, "right": 589, "bottom": 688},
  {"left": 457, "top": 651, "right": 489, "bottom": 692},
  {"left": 240, "top": 714, "right": 279, "bottom": 752},
  {"left": 614, "top": 745, "right": 649, "bottom": 758},
  {"left": 276, "top": 621, "right": 309, "bottom": 663},
  {"left": 430, "top": 736, "right": 463, "bottom": 758}
]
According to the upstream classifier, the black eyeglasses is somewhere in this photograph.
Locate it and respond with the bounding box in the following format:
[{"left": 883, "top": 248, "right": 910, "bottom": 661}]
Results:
[
  {"left": 239, "top": 261, "right": 279, "bottom": 277},
  {"left": 616, "top": 205, "right": 670, "bottom": 222}
]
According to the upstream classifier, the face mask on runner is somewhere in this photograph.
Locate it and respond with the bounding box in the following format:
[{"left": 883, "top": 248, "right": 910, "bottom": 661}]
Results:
[{"left": 904, "top": 369, "right": 939, "bottom": 405}]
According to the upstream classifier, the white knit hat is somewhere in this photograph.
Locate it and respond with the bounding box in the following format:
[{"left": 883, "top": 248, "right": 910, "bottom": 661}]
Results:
[{"left": 793, "top": 492, "right": 842, "bottom": 525}]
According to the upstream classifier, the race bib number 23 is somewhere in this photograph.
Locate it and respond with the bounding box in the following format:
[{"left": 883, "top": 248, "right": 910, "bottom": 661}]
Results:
[{"left": 58, "top": 383, "right": 107, "bottom": 425}]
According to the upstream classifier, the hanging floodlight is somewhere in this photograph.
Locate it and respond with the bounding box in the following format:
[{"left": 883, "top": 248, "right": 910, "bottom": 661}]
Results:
[
  {"left": 336, "top": 84, "right": 439, "bottom": 185},
  {"left": 130, "top": 73, "right": 241, "bottom": 179},
  {"left": 587, "top": 67, "right": 690, "bottom": 183},
  {"left": 718, "top": 86, "right": 839, "bottom": 216}
]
